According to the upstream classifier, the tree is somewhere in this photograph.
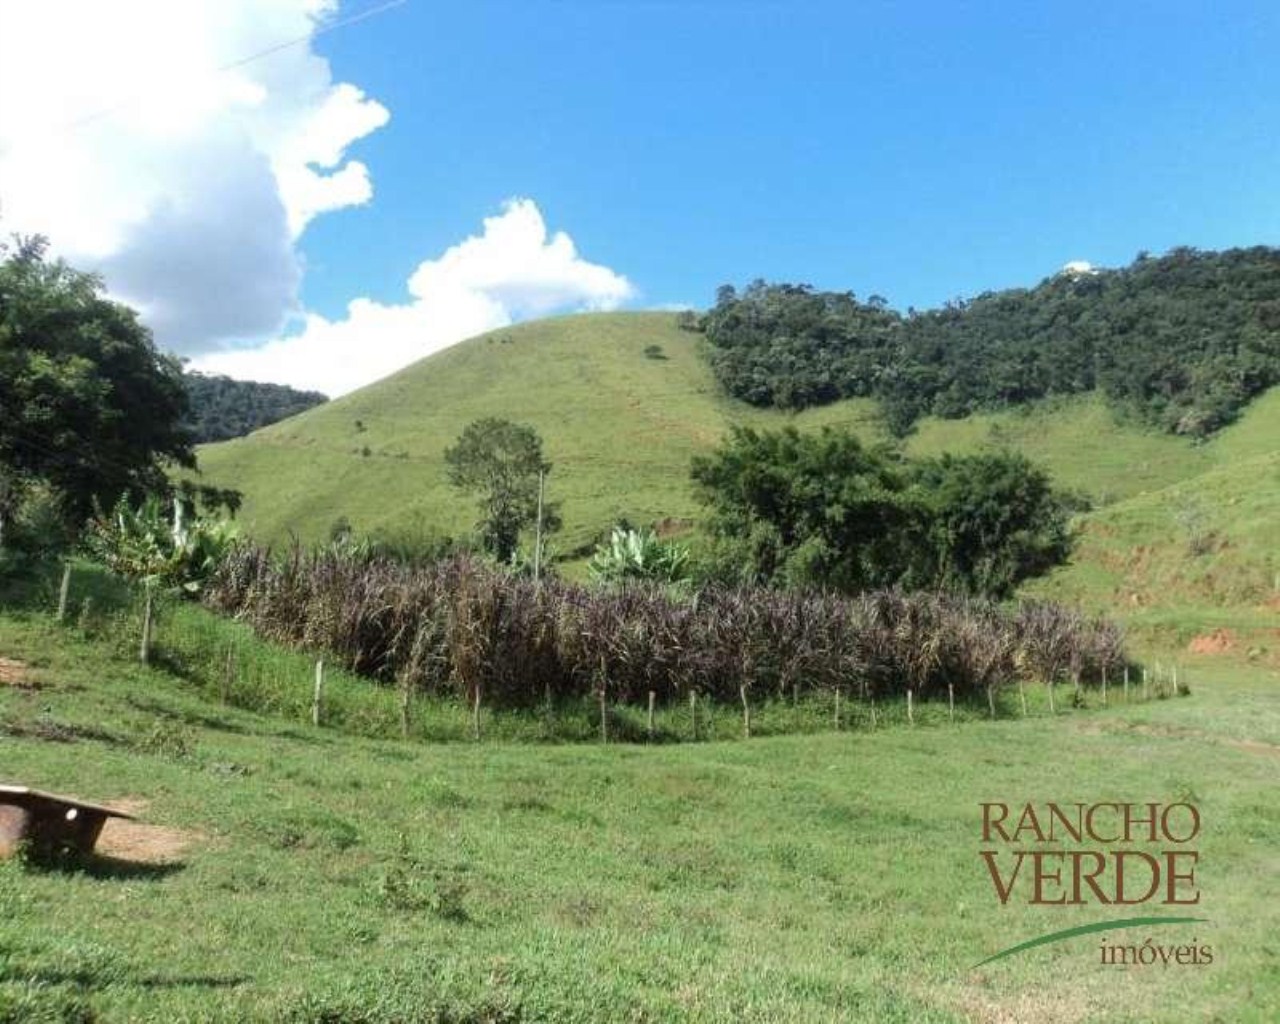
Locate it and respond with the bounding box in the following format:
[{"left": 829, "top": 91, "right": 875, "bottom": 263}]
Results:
[
  {"left": 444, "top": 418, "right": 556, "bottom": 563},
  {"left": 700, "top": 247, "right": 1280, "bottom": 438},
  {"left": 908, "top": 453, "right": 1076, "bottom": 598},
  {"left": 0, "top": 236, "right": 195, "bottom": 534},
  {"left": 691, "top": 426, "right": 921, "bottom": 591},
  {"left": 691, "top": 427, "right": 1074, "bottom": 596}
]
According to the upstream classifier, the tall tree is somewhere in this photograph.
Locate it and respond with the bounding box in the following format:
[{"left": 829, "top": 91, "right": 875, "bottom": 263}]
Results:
[
  {"left": 0, "top": 236, "right": 195, "bottom": 532},
  {"left": 444, "top": 418, "right": 556, "bottom": 562}
]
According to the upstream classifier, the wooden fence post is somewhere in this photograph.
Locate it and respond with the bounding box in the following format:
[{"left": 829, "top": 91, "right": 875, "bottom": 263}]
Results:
[
  {"left": 1018, "top": 678, "right": 1028, "bottom": 717},
  {"left": 907, "top": 688, "right": 915, "bottom": 726},
  {"left": 599, "top": 687, "right": 609, "bottom": 744},
  {"left": 987, "top": 684, "right": 996, "bottom": 720},
  {"left": 740, "top": 685, "right": 751, "bottom": 739},
  {"left": 948, "top": 684, "right": 955, "bottom": 723},
  {"left": 472, "top": 685, "right": 481, "bottom": 741},
  {"left": 647, "top": 690, "right": 656, "bottom": 740},
  {"left": 56, "top": 563, "right": 72, "bottom": 623},
  {"left": 1102, "top": 665, "right": 1108, "bottom": 707},
  {"left": 399, "top": 678, "right": 412, "bottom": 739},
  {"left": 139, "top": 583, "right": 154, "bottom": 665},
  {"left": 312, "top": 659, "right": 324, "bottom": 726},
  {"left": 1123, "top": 665, "right": 1130, "bottom": 703},
  {"left": 222, "top": 645, "right": 234, "bottom": 706},
  {"left": 833, "top": 687, "right": 842, "bottom": 730},
  {"left": 690, "top": 690, "right": 698, "bottom": 742}
]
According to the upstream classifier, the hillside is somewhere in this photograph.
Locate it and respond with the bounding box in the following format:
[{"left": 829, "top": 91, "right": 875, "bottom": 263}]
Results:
[
  {"left": 193, "top": 312, "right": 1280, "bottom": 627},
  {"left": 183, "top": 372, "right": 328, "bottom": 444},
  {"left": 191, "top": 312, "right": 1279, "bottom": 539},
  {"left": 191, "top": 313, "right": 886, "bottom": 554},
  {"left": 701, "top": 248, "right": 1280, "bottom": 436}
]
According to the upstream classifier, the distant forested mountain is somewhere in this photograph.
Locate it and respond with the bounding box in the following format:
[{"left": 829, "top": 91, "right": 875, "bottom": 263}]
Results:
[
  {"left": 697, "top": 247, "right": 1280, "bottom": 436},
  {"left": 183, "top": 373, "right": 327, "bottom": 444}
]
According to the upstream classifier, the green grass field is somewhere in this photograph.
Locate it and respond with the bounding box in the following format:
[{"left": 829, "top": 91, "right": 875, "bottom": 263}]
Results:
[
  {"left": 2, "top": 571, "right": 1278, "bottom": 1023},
  {"left": 38, "top": 310, "right": 1274, "bottom": 1021}
]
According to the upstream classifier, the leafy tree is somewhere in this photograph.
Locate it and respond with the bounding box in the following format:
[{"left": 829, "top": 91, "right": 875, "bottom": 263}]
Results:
[
  {"left": 908, "top": 453, "right": 1076, "bottom": 598},
  {"left": 691, "top": 426, "right": 921, "bottom": 591},
  {"left": 182, "top": 372, "right": 327, "bottom": 443},
  {"left": 0, "top": 236, "right": 194, "bottom": 530},
  {"left": 691, "top": 427, "right": 1074, "bottom": 596},
  {"left": 444, "top": 418, "right": 557, "bottom": 562}
]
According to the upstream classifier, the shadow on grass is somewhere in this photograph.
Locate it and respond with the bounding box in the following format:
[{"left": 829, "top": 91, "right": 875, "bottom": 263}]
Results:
[
  {"left": 19, "top": 851, "right": 186, "bottom": 882},
  {"left": 1, "top": 962, "right": 247, "bottom": 991},
  {"left": 123, "top": 693, "right": 251, "bottom": 736}
]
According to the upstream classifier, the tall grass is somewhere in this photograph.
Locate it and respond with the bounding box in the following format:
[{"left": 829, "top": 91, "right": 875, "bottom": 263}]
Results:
[{"left": 205, "top": 546, "right": 1132, "bottom": 714}]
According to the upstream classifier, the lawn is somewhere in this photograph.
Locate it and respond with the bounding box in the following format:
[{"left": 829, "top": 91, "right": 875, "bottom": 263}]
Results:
[{"left": 1, "top": 585, "right": 1276, "bottom": 1022}]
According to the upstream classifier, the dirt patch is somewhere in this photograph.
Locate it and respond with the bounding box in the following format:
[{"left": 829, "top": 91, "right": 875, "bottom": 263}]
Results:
[
  {"left": 1187, "top": 629, "right": 1238, "bottom": 655},
  {"left": 1073, "top": 720, "right": 1280, "bottom": 759},
  {"left": 951, "top": 988, "right": 1097, "bottom": 1024},
  {"left": 94, "top": 798, "right": 200, "bottom": 864},
  {"left": 0, "top": 658, "right": 32, "bottom": 688},
  {"left": 653, "top": 517, "right": 694, "bottom": 539}
]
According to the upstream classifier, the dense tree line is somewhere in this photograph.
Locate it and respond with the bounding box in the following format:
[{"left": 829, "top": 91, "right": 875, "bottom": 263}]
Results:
[
  {"left": 698, "top": 247, "right": 1280, "bottom": 436},
  {"left": 183, "top": 373, "right": 327, "bottom": 444}
]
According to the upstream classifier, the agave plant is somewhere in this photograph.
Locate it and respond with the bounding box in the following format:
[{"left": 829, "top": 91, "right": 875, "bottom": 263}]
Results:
[{"left": 588, "top": 526, "right": 691, "bottom": 585}]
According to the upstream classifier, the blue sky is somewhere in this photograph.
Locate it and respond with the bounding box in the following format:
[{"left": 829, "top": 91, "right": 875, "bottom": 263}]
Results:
[
  {"left": 3, "top": 1, "right": 1277, "bottom": 394},
  {"left": 306, "top": 0, "right": 1280, "bottom": 315}
]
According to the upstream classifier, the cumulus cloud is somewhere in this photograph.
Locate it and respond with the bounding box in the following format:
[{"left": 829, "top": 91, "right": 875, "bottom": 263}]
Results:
[
  {"left": 1060, "top": 260, "right": 1098, "bottom": 276},
  {"left": 191, "top": 198, "right": 636, "bottom": 396},
  {"left": 0, "top": 0, "right": 388, "bottom": 351}
]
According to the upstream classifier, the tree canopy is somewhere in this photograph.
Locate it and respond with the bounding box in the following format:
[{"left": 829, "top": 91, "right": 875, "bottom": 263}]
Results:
[
  {"left": 183, "top": 372, "right": 327, "bottom": 444},
  {"left": 0, "top": 236, "right": 194, "bottom": 531},
  {"left": 444, "top": 417, "right": 557, "bottom": 563},
  {"left": 698, "top": 247, "right": 1280, "bottom": 437},
  {"left": 691, "top": 426, "right": 1074, "bottom": 598}
]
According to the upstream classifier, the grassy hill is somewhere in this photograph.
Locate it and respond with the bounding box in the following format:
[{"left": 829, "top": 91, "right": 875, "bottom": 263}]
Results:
[
  {"left": 192, "top": 312, "right": 886, "bottom": 555},
  {"left": 194, "top": 311, "right": 1280, "bottom": 626},
  {"left": 1, "top": 571, "right": 1277, "bottom": 1022}
]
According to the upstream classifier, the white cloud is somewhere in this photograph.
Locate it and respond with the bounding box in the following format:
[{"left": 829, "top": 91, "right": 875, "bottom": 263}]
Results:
[
  {"left": 191, "top": 198, "right": 636, "bottom": 396},
  {"left": 0, "top": 0, "right": 388, "bottom": 351},
  {"left": 1060, "top": 260, "right": 1098, "bottom": 276}
]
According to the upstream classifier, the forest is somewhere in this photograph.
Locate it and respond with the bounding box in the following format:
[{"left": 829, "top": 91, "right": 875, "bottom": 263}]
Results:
[
  {"left": 697, "top": 246, "right": 1280, "bottom": 436},
  {"left": 182, "top": 372, "right": 327, "bottom": 443}
]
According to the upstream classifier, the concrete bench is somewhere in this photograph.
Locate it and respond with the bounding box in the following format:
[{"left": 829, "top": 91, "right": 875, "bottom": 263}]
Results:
[{"left": 0, "top": 785, "right": 134, "bottom": 859}]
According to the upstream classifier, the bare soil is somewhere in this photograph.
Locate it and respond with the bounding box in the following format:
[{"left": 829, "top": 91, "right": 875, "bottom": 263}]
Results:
[
  {"left": 95, "top": 798, "right": 200, "bottom": 864},
  {"left": 1187, "top": 629, "right": 1238, "bottom": 655}
]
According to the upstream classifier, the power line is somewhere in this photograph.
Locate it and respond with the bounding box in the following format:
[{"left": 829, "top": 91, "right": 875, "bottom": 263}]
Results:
[{"left": 64, "top": 0, "right": 410, "bottom": 133}]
